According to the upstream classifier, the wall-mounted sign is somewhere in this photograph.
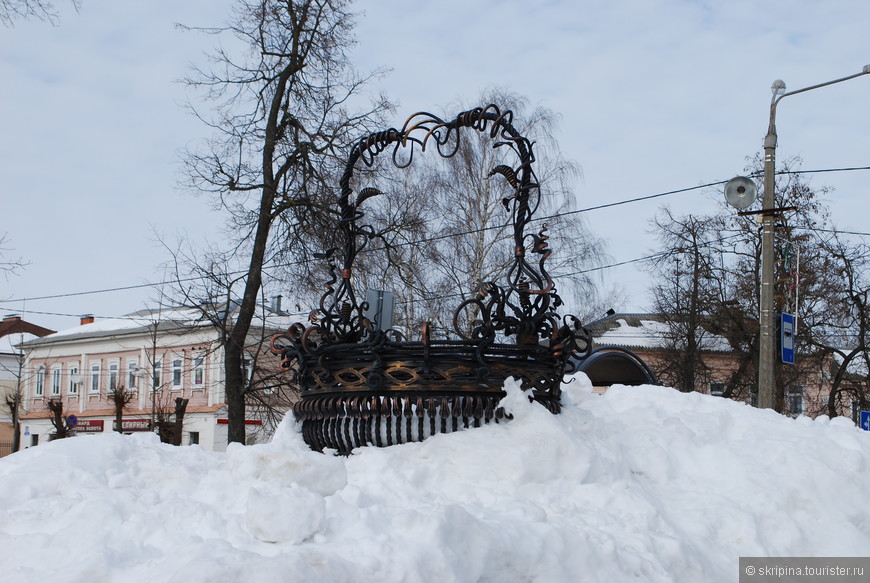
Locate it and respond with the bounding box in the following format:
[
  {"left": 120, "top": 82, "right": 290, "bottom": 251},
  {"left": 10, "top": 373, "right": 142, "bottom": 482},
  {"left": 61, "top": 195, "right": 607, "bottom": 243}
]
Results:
[
  {"left": 216, "top": 419, "right": 262, "bottom": 425},
  {"left": 112, "top": 419, "right": 151, "bottom": 432},
  {"left": 74, "top": 419, "right": 104, "bottom": 433}
]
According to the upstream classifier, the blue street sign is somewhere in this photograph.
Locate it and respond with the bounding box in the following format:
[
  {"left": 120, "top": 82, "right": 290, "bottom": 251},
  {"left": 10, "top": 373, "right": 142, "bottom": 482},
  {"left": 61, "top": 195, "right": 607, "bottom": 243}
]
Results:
[
  {"left": 66, "top": 414, "right": 78, "bottom": 428},
  {"left": 781, "top": 313, "right": 795, "bottom": 364},
  {"left": 861, "top": 411, "right": 870, "bottom": 432}
]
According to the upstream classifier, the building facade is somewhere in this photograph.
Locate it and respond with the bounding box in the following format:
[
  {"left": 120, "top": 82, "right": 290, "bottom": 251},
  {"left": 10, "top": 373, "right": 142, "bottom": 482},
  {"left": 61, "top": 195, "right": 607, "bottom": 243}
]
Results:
[
  {"left": 0, "top": 315, "right": 55, "bottom": 457},
  {"left": 18, "top": 306, "right": 297, "bottom": 451},
  {"left": 586, "top": 312, "right": 834, "bottom": 417}
]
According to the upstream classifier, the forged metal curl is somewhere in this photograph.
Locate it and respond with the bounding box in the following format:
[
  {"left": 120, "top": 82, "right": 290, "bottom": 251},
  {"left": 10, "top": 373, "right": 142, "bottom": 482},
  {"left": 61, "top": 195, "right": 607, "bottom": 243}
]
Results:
[{"left": 271, "top": 104, "right": 592, "bottom": 453}]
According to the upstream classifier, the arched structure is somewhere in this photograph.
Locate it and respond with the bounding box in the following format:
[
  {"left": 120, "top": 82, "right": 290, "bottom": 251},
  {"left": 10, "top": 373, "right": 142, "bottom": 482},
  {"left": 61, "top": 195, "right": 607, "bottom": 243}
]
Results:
[{"left": 271, "top": 105, "right": 593, "bottom": 453}]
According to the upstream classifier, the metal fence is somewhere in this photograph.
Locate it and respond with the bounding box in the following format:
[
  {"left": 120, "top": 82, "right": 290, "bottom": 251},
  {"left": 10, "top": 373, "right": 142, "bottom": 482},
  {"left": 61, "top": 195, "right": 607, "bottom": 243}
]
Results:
[{"left": 0, "top": 441, "right": 13, "bottom": 458}]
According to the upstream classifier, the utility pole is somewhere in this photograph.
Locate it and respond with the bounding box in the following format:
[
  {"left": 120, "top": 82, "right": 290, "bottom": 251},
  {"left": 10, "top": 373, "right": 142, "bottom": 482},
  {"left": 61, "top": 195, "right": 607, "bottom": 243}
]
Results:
[{"left": 757, "top": 65, "right": 870, "bottom": 410}]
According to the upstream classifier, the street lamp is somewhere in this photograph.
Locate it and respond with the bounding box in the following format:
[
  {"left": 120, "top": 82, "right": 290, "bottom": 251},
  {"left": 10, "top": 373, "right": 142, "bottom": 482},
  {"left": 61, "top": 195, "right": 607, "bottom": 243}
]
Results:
[{"left": 757, "top": 65, "right": 870, "bottom": 410}]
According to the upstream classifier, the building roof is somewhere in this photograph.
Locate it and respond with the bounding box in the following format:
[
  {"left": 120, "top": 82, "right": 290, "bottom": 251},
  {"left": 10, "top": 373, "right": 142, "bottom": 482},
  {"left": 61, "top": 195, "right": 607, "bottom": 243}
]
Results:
[
  {"left": 0, "top": 315, "right": 55, "bottom": 355},
  {"left": 586, "top": 312, "right": 732, "bottom": 352},
  {"left": 20, "top": 304, "right": 305, "bottom": 348}
]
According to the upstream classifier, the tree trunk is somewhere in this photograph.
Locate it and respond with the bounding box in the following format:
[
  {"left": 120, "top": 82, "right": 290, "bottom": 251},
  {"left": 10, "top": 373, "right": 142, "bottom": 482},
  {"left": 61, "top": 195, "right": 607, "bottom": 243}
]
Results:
[
  {"left": 224, "top": 342, "right": 249, "bottom": 444},
  {"left": 173, "top": 397, "right": 189, "bottom": 446},
  {"left": 10, "top": 393, "right": 20, "bottom": 452}
]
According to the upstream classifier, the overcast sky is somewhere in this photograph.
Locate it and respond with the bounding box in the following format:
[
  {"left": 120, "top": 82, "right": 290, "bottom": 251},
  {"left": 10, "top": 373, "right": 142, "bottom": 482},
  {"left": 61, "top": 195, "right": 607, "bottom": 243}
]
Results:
[{"left": 1, "top": 0, "right": 868, "bottom": 333}]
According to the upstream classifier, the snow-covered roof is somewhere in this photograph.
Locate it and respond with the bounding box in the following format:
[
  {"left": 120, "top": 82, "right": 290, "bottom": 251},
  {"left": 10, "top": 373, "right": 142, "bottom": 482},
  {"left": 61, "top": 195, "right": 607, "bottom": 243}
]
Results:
[
  {"left": 587, "top": 313, "right": 733, "bottom": 352},
  {"left": 0, "top": 332, "right": 39, "bottom": 355},
  {"left": 21, "top": 304, "right": 307, "bottom": 347}
]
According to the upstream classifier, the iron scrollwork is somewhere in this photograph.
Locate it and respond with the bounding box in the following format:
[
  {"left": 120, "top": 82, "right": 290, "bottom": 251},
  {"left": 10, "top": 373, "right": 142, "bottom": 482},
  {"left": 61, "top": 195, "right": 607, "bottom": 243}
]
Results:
[{"left": 271, "top": 104, "right": 592, "bottom": 453}]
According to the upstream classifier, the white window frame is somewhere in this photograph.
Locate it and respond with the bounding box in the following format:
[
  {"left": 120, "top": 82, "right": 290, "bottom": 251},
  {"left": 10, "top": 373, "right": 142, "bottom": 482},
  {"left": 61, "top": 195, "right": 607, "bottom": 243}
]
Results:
[
  {"left": 35, "top": 368, "right": 45, "bottom": 397},
  {"left": 126, "top": 359, "right": 139, "bottom": 391},
  {"left": 171, "top": 356, "right": 183, "bottom": 390},
  {"left": 242, "top": 357, "right": 254, "bottom": 382},
  {"left": 787, "top": 383, "right": 804, "bottom": 416},
  {"left": 108, "top": 360, "right": 120, "bottom": 392},
  {"left": 90, "top": 362, "right": 101, "bottom": 394},
  {"left": 192, "top": 353, "right": 205, "bottom": 389},
  {"left": 151, "top": 358, "right": 162, "bottom": 392},
  {"left": 50, "top": 366, "right": 61, "bottom": 396},
  {"left": 68, "top": 362, "right": 80, "bottom": 396}
]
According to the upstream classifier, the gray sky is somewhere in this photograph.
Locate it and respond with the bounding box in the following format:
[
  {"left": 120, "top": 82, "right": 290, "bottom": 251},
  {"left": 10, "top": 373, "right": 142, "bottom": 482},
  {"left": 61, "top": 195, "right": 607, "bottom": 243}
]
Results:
[{"left": 2, "top": 0, "right": 869, "bottom": 332}]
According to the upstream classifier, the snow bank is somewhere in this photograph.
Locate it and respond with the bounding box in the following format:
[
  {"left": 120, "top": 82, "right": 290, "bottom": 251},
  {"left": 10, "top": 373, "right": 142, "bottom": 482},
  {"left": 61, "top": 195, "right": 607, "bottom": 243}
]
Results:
[{"left": 1, "top": 376, "right": 869, "bottom": 582}]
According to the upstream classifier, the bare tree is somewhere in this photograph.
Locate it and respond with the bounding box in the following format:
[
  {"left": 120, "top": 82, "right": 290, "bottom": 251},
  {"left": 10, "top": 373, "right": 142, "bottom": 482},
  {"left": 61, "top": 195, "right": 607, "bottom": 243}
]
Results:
[
  {"left": 107, "top": 384, "right": 135, "bottom": 434},
  {"left": 0, "top": 234, "right": 26, "bottom": 282},
  {"left": 179, "top": 0, "right": 390, "bottom": 444},
  {"left": 646, "top": 208, "right": 725, "bottom": 392},
  {"left": 4, "top": 387, "right": 23, "bottom": 452},
  {"left": 808, "top": 234, "right": 870, "bottom": 419},
  {"left": 46, "top": 398, "right": 71, "bottom": 439},
  {"left": 154, "top": 395, "right": 189, "bottom": 446},
  {"left": 162, "top": 240, "right": 303, "bottom": 442},
  {"left": 343, "top": 90, "right": 609, "bottom": 336},
  {"left": 647, "top": 156, "right": 837, "bottom": 411},
  {"left": 0, "top": 0, "right": 79, "bottom": 26}
]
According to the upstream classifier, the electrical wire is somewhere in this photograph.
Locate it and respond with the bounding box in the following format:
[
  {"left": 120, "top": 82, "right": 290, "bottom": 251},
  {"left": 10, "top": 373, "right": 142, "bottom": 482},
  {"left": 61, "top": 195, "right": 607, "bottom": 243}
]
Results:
[{"left": 5, "top": 165, "right": 868, "bottom": 310}]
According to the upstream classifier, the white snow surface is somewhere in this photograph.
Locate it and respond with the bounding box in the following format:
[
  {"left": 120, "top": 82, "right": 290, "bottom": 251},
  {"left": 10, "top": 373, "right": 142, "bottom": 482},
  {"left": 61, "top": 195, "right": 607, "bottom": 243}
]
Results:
[{"left": 2, "top": 375, "right": 869, "bottom": 582}]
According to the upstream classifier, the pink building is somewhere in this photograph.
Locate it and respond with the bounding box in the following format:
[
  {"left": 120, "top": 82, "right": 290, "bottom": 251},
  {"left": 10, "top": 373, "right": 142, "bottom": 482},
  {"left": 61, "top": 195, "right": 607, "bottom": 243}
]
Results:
[{"left": 19, "top": 306, "right": 298, "bottom": 450}]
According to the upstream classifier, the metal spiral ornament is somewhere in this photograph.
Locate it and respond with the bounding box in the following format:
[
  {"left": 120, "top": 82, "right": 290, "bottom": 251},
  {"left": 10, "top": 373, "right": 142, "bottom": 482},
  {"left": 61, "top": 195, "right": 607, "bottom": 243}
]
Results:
[{"left": 271, "top": 104, "right": 592, "bottom": 454}]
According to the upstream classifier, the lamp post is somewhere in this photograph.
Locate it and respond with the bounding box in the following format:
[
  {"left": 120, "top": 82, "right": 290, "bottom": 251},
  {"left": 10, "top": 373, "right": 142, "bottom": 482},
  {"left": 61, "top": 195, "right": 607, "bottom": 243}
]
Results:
[{"left": 757, "top": 65, "right": 870, "bottom": 410}]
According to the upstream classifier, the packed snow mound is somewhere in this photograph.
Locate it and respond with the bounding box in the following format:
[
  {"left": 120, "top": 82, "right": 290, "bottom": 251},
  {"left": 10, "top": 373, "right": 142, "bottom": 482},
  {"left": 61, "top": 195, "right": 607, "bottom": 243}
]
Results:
[{"left": 2, "top": 376, "right": 869, "bottom": 582}]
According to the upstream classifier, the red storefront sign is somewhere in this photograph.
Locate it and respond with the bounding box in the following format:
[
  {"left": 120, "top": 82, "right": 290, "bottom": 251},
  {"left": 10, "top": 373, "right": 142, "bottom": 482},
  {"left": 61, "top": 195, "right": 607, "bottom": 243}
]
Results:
[
  {"left": 112, "top": 419, "right": 152, "bottom": 432},
  {"left": 216, "top": 419, "right": 262, "bottom": 425},
  {"left": 73, "top": 419, "right": 104, "bottom": 433}
]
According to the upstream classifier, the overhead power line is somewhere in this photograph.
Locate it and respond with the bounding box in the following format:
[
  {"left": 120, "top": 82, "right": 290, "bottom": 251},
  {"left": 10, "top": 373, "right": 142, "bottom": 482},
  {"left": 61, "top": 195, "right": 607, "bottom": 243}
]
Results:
[{"left": 6, "top": 165, "right": 869, "bottom": 306}]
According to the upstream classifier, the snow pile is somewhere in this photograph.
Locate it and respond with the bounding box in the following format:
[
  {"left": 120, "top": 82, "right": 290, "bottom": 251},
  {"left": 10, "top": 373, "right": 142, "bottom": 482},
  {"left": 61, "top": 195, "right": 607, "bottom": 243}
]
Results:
[{"left": 2, "top": 375, "right": 869, "bottom": 582}]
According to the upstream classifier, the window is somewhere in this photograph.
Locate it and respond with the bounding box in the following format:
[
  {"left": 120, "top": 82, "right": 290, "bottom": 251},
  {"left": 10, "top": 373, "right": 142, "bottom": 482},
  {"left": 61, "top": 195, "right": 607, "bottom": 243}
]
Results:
[
  {"left": 68, "top": 363, "right": 79, "bottom": 395},
  {"left": 90, "top": 362, "right": 101, "bottom": 394},
  {"left": 152, "top": 359, "right": 162, "bottom": 391},
  {"left": 242, "top": 357, "right": 253, "bottom": 382},
  {"left": 189, "top": 431, "right": 199, "bottom": 446},
  {"left": 171, "top": 357, "right": 183, "bottom": 390},
  {"left": 51, "top": 367, "right": 61, "bottom": 396},
  {"left": 787, "top": 384, "right": 804, "bottom": 416},
  {"left": 108, "top": 362, "right": 119, "bottom": 391},
  {"left": 708, "top": 382, "right": 735, "bottom": 398},
  {"left": 35, "top": 368, "right": 45, "bottom": 397},
  {"left": 192, "top": 354, "right": 205, "bottom": 388},
  {"left": 127, "top": 360, "right": 138, "bottom": 390}
]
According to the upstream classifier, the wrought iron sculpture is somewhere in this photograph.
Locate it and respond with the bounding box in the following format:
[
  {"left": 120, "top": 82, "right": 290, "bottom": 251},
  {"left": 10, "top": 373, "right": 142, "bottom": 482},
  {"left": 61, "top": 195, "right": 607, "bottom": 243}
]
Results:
[{"left": 270, "top": 104, "right": 592, "bottom": 453}]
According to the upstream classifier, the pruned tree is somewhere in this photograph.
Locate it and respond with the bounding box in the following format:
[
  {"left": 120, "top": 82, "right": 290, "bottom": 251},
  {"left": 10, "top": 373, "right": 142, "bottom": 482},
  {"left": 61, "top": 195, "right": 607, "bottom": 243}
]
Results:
[
  {"left": 107, "top": 384, "right": 135, "bottom": 434},
  {"left": 46, "top": 398, "right": 71, "bottom": 439},
  {"left": 154, "top": 396, "right": 189, "bottom": 446},
  {"left": 4, "top": 387, "right": 23, "bottom": 452},
  {"left": 179, "top": 0, "right": 391, "bottom": 444}
]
